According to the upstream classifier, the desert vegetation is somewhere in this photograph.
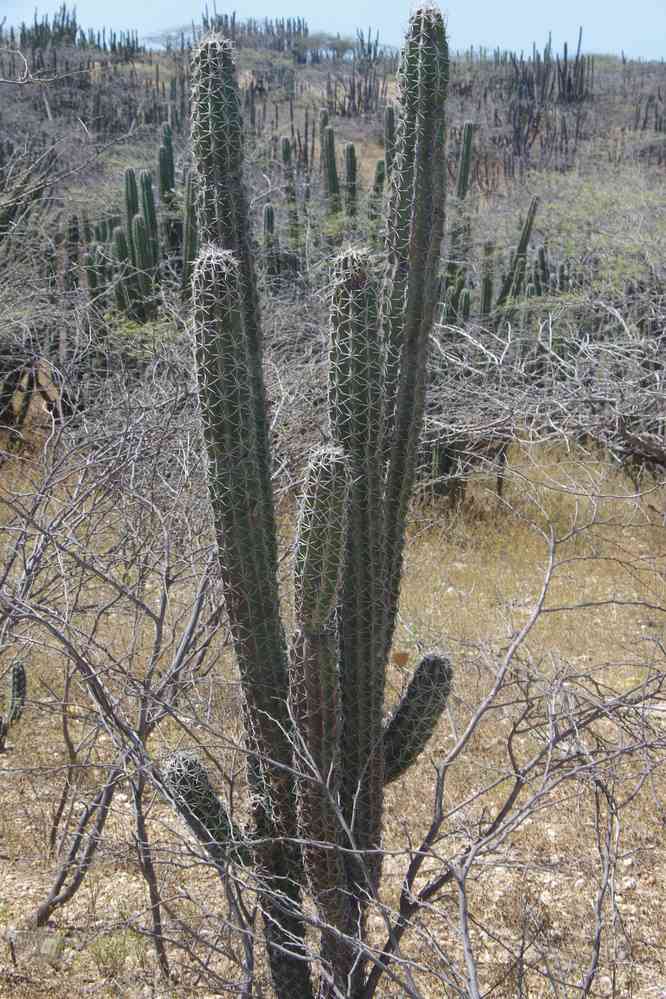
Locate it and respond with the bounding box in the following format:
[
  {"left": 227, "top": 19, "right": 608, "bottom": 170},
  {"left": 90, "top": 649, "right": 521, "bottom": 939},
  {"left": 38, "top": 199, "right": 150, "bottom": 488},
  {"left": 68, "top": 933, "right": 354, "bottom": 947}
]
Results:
[{"left": 1, "top": 3, "right": 666, "bottom": 998}]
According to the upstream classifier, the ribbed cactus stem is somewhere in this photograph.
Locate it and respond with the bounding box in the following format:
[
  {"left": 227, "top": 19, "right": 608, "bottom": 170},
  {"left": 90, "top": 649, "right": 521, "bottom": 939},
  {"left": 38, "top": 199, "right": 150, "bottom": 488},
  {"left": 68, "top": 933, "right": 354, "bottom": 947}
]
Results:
[
  {"left": 329, "top": 249, "right": 385, "bottom": 893},
  {"left": 191, "top": 36, "right": 270, "bottom": 519},
  {"left": 344, "top": 142, "right": 357, "bottom": 218},
  {"left": 538, "top": 245, "right": 549, "bottom": 290},
  {"left": 280, "top": 135, "right": 300, "bottom": 250},
  {"left": 380, "top": 6, "right": 449, "bottom": 667},
  {"left": 322, "top": 125, "right": 340, "bottom": 214},
  {"left": 181, "top": 169, "right": 198, "bottom": 299},
  {"left": 262, "top": 202, "right": 281, "bottom": 278},
  {"left": 496, "top": 195, "right": 539, "bottom": 307},
  {"left": 124, "top": 167, "right": 139, "bottom": 264},
  {"left": 383, "top": 653, "right": 453, "bottom": 784},
  {"left": 191, "top": 246, "right": 288, "bottom": 760},
  {"left": 292, "top": 448, "right": 350, "bottom": 931},
  {"left": 112, "top": 224, "right": 136, "bottom": 315},
  {"left": 131, "top": 213, "right": 153, "bottom": 308},
  {"left": 7, "top": 661, "right": 27, "bottom": 725},
  {"left": 139, "top": 170, "right": 160, "bottom": 274},
  {"left": 456, "top": 121, "right": 474, "bottom": 200},
  {"left": 318, "top": 107, "right": 329, "bottom": 171},
  {"left": 480, "top": 241, "right": 495, "bottom": 316},
  {"left": 159, "top": 122, "right": 176, "bottom": 198},
  {"left": 164, "top": 751, "right": 249, "bottom": 864},
  {"left": 294, "top": 446, "right": 350, "bottom": 634},
  {"left": 191, "top": 244, "right": 310, "bottom": 998},
  {"left": 384, "top": 102, "right": 396, "bottom": 176}
]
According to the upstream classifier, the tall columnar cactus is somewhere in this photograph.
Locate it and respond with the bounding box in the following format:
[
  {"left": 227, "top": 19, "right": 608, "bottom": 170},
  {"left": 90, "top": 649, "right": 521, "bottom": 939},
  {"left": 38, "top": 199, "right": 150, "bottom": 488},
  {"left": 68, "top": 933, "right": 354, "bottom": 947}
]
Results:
[
  {"left": 139, "top": 170, "right": 160, "bottom": 274},
  {"left": 384, "top": 102, "right": 396, "bottom": 176},
  {"left": 318, "top": 106, "right": 329, "bottom": 171},
  {"left": 344, "top": 141, "right": 357, "bottom": 218},
  {"left": 181, "top": 10, "right": 451, "bottom": 997},
  {"left": 444, "top": 120, "right": 475, "bottom": 319},
  {"left": 158, "top": 122, "right": 176, "bottom": 199},
  {"left": 124, "top": 167, "right": 139, "bottom": 264},
  {"left": 280, "top": 135, "right": 300, "bottom": 250},
  {"left": 0, "top": 661, "right": 27, "bottom": 751},
  {"left": 496, "top": 194, "right": 540, "bottom": 308},
  {"left": 262, "top": 201, "right": 281, "bottom": 278},
  {"left": 322, "top": 125, "right": 340, "bottom": 215}
]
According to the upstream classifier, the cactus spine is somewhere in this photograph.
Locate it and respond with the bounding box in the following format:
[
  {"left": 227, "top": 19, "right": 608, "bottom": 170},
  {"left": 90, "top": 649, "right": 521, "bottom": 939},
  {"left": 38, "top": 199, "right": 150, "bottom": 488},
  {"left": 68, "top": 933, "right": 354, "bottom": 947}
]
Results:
[{"left": 183, "top": 11, "right": 452, "bottom": 997}]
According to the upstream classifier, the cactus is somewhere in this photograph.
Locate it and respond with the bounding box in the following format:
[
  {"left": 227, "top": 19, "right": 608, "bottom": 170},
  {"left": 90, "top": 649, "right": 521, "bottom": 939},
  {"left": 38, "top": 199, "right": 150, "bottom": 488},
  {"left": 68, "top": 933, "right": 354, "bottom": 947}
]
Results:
[
  {"left": 383, "top": 653, "right": 452, "bottom": 784},
  {"left": 112, "top": 224, "right": 137, "bottom": 316},
  {"left": 496, "top": 195, "right": 540, "bottom": 308},
  {"left": 181, "top": 169, "right": 198, "bottom": 299},
  {"left": 262, "top": 201, "right": 281, "bottom": 277},
  {"left": 158, "top": 122, "right": 176, "bottom": 199},
  {"left": 480, "top": 241, "right": 495, "bottom": 317},
  {"left": 344, "top": 142, "right": 357, "bottom": 217},
  {"left": 124, "top": 167, "right": 139, "bottom": 264},
  {"left": 318, "top": 106, "right": 328, "bottom": 171},
  {"left": 184, "top": 10, "right": 451, "bottom": 996},
  {"left": 64, "top": 214, "right": 80, "bottom": 290},
  {"left": 163, "top": 751, "right": 249, "bottom": 864},
  {"left": 139, "top": 170, "right": 160, "bottom": 274},
  {"left": 444, "top": 121, "right": 474, "bottom": 319},
  {"left": 7, "top": 661, "right": 26, "bottom": 724},
  {"left": 280, "top": 135, "right": 300, "bottom": 251},
  {"left": 384, "top": 102, "right": 396, "bottom": 176},
  {"left": 322, "top": 125, "right": 340, "bottom": 214},
  {"left": 0, "top": 661, "right": 27, "bottom": 750},
  {"left": 368, "top": 158, "right": 385, "bottom": 224}
]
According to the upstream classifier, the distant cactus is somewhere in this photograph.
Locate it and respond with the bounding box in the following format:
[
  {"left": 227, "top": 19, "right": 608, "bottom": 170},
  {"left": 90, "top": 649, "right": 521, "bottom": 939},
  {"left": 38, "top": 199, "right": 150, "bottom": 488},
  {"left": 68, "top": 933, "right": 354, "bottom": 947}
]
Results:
[
  {"left": 139, "top": 170, "right": 160, "bottom": 274},
  {"left": 158, "top": 122, "right": 176, "bottom": 199},
  {"left": 322, "top": 125, "right": 340, "bottom": 214},
  {"left": 344, "top": 142, "right": 357, "bottom": 217},
  {"left": 0, "top": 661, "right": 27, "bottom": 751}
]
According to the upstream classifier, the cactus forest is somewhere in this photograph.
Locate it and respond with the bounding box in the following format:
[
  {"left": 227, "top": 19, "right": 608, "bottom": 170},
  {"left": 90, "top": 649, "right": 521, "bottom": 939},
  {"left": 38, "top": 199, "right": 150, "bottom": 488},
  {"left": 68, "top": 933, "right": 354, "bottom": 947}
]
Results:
[{"left": 2, "top": 3, "right": 666, "bottom": 997}]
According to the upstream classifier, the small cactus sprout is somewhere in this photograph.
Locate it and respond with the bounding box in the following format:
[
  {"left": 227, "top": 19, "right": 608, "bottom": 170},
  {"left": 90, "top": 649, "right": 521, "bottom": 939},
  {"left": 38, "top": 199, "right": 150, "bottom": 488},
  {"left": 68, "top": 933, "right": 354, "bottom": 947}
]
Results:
[{"left": 163, "top": 751, "right": 249, "bottom": 864}]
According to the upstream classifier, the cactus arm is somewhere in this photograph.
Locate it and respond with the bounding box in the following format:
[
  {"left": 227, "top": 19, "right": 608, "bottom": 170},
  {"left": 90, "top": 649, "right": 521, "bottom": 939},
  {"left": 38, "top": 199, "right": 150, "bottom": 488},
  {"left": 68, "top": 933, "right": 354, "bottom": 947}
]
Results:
[
  {"left": 383, "top": 654, "right": 452, "bottom": 784},
  {"left": 496, "top": 194, "right": 539, "bottom": 308},
  {"left": 163, "top": 751, "right": 250, "bottom": 865}
]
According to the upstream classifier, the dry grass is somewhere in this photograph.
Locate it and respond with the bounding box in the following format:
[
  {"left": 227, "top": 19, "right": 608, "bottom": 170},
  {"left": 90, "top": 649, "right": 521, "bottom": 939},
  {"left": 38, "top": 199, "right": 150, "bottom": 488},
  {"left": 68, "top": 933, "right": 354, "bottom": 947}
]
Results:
[{"left": 1, "top": 438, "right": 666, "bottom": 997}]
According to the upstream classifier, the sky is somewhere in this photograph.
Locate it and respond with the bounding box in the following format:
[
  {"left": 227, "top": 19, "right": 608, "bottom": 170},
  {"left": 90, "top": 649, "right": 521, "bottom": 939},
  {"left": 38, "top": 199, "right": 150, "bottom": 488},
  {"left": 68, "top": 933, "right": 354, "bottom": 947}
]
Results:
[{"left": 1, "top": 0, "right": 665, "bottom": 60}]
